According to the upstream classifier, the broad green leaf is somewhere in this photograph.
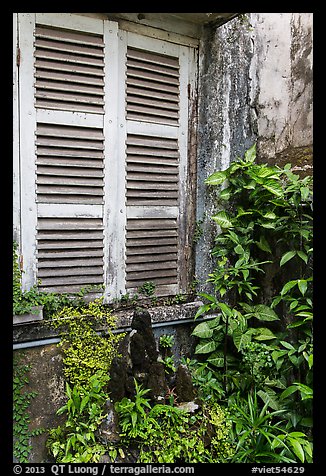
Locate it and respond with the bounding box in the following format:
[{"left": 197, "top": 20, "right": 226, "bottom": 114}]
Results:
[
  {"left": 280, "top": 251, "right": 296, "bottom": 267},
  {"left": 212, "top": 211, "right": 233, "bottom": 229},
  {"left": 281, "top": 280, "right": 298, "bottom": 296},
  {"left": 280, "top": 385, "right": 299, "bottom": 400},
  {"left": 298, "top": 280, "right": 308, "bottom": 296},
  {"left": 244, "top": 143, "right": 256, "bottom": 162},
  {"left": 217, "top": 302, "right": 233, "bottom": 316},
  {"left": 257, "top": 389, "right": 280, "bottom": 410},
  {"left": 297, "top": 251, "right": 308, "bottom": 264},
  {"left": 262, "top": 179, "right": 284, "bottom": 197},
  {"left": 80, "top": 396, "right": 89, "bottom": 413},
  {"left": 295, "top": 383, "right": 313, "bottom": 399},
  {"left": 207, "top": 316, "right": 221, "bottom": 328},
  {"left": 253, "top": 304, "right": 279, "bottom": 321},
  {"left": 219, "top": 188, "right": 231, "bottom": 200},
  {"left": 199, "top": 292, "right": 217, "bottom": 303},
  {"left": 256, "top": 236, "right": 272, "bottom": 253},
  {"left": 232, "top": 328, "right": 252, "bottom": 351},
  {"left": 207, "top": 352, "right": 225, "bottom": 367},
  {"left": 280, "top": 340, "right": 295, "bottom": 350},
  {"left": 253, "top": 327, "right": 277, "bottom": 341},
  {"left": 205, "top": 170, "right": 227, "bottom": 186},
  {"left": 195, "top": 340, "right": 217, "bottom": 354},
  {"left": 234, "top": 244, "right": 244, "bottom": 255},
  {"left": 194, "top": 303, "right": 211, "bottom": 319},
  {"left": 191, "top": 322, "right": 213, "bottom": 339},
  {"left": 288, "top": 438, "right": 305, "bottom": 463},
  {"left": 262, "top": 211, "right": 276, "bottom": 220}
]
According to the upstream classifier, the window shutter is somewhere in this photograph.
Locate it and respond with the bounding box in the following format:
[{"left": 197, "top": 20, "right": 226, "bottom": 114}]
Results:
[
  {"left": 17, "top": 14, "right": 196, "bottom": 299},
  {"left": 18, "top": 13, "right": 117, "bottom": 294},
  {"left": 123, "top": 34, "right": 192, "bottom": 296}
]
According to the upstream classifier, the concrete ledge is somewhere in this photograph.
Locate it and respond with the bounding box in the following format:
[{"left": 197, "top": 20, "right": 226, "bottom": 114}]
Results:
[{"left": 13, "top": 301, "right": 204, "bottom": 348}]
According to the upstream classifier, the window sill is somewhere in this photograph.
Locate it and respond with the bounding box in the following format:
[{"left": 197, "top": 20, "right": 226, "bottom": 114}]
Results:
[{"left": 13, "top": 300, "right": 205, "bottom": 348}]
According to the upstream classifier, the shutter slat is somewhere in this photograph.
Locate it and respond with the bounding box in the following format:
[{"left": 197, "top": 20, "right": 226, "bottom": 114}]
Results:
[
  {"left": 126, "top": 217, "right": 178, "bottom": 289},
  {"left": 35, "top": 49, "right": 104, "bottom": 67},
  {"left": 36, "top": 123, "right": 104, "bottom": 205},
  {"left": 127, "top": 252, "right": 177, "bottom": 263},
  {"left": 37, "top": 147, "right": 104, "bottom": 158},
  {"left": 35, "top": 38, "right": 104, "bottom": 57},
  {"left": 127, "top": 48, "right": 179, "bottom": 68},
  {"left": 126, "top": 47, "right": 179, "bottom": 126},
  {"left": 35, "top": 25, "right": 104, "bottom": 113},
  {"left": 35, "top": 70, "right": 104, "bottom": 86},
  {"left": 37, "top": 165, "right": 104, "bottom": 177},
  {"left": 36, "top": 79, "right": 104, "bottom": 96},
  {"left": 36, "top": 158, "right": 103, "bottom": 168},
  {"left": 35, "top": 59, "right": 105, "bottom": 76},
  {"left": 35, "top": 26, "right": 104, "bottom": 47},
  {"left": 37, "top": 217, "right": 104, "bottom": 291}
]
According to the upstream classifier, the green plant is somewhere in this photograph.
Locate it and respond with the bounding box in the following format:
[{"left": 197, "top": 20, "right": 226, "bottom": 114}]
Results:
[
  {"left": 13, "top": 242, "right": 104, "bottom": 318},
  {"left": 47, "top": 300, "right": 125, "bottom": 462},
  {"left": 13, "top": 355, "right": 44, "bottom": 462},
  {"left": 114, "top": 379, "right": 152, "bottom": 439},
  {"left": 115, "top": 382, "right": 235, "bottom": 463},
  {"left": 229, "top": 391, "right": 312, "bottom": 463},
  {"left": 51, "top": 299, "right": 124, "bottom": 387},
  {"left": 159, "top": 334, "right": 174, "bottom": 349},
  {"left": 180, "top": 357, "right": 225, "bottom": 401},
  {"left": 137, "top": 281, "right": 156, "bottom": 297},
  {"left": 159, "top": 355, "right": 176, "bottom": 374},
  {"left": 47, "top": 372, "right": 109, "bottom": 463},
  {"left": 192, "top": 144, "right": 312, "bottom": 448}
]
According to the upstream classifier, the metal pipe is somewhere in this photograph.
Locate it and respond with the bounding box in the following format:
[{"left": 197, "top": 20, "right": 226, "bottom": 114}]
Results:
[{"left": 13, "top": 315, "right": 216, "bottom": 350}]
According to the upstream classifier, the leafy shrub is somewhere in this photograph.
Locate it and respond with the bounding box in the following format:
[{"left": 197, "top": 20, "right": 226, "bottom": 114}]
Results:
[
  {"left": 47, "top": 372, "right": 109, "bottom": 463},
  {"left": 115, "top": 380, "right": 235, "bottom": 463},
  {"left": 51, "top": 299, "right": 124, "bottom": 387}
]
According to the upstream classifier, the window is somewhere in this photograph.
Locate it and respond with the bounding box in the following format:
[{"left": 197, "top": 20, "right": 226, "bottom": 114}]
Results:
[{"left": 13, "top": 13, "right": 197, "bottom": 301}]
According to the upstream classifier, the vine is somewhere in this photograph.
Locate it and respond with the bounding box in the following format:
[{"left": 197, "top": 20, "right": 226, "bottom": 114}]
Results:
[
  {"left": 13, "top": 354, "right": 44, "bottom": 462},
  {"left": 191, "top": 143, "right": 313, "bottom": 462},
  {"left": 47, "top": 300, "right": 125, "bottom": 462}
]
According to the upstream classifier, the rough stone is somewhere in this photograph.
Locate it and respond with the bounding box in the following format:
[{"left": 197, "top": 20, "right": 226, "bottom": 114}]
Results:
[{"left": 175, "top": 364, "right": 196, "bottom": 402}]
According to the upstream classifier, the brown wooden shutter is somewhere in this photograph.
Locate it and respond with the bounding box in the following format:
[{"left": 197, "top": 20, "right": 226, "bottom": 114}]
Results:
[
  {"left": 33, "top": 20, "right": 105, "bottom": 293},
  {"left": 124, "top": 38, "right": 184, "bottom": 296},
  {"left": 34, "top": 26, "right": 105, "bottom": 114}
]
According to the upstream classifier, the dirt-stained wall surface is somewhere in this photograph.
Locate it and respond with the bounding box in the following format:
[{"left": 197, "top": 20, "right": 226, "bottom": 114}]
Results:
[
  {"left": 195, "top": 12, "right": 313, "bottom": 290},
  {"left": 13, "top": 13, "right": 313, "bottom": 462}
]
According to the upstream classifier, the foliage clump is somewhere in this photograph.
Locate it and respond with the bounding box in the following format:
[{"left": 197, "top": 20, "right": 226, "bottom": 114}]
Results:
[
  {"left": 13, "top": 354, "right": 44, "bottom": 462},
  {"left": 115, "top": 379, "right": 235, "bottom": 463},
  {"left": 51, "top": 300, "right": 124, "bottom": 387},
  {"left": 190, "top": 143, "right": 313, "bottom": 462},
  {"left": 47, "top": 300, "right": 125, "bottom": 462}
]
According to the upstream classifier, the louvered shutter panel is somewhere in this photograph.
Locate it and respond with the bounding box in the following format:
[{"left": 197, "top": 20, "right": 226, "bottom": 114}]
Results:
[
  {"left": 124, "top": 35, "right": 191, "bottom": 296},
  {"left": 35, "top": 20, "right": 105, "bottom": 292},
  {"left": 18, "top": 14, "right": 117, "bottom": 294}
]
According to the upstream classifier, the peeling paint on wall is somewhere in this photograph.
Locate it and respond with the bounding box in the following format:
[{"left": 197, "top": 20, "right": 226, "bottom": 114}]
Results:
[{"left": 195, "top": 12, "right": 313, "bottom": 292}]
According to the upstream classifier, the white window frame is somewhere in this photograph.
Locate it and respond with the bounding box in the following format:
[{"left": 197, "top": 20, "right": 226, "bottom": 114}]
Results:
[{"left": 13, "top": 12, "right": 198, "bottom": 300}]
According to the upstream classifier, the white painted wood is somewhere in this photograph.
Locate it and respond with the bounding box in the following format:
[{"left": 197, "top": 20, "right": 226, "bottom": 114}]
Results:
[
  {"left": 128, "top": 30, "right": 188, "bottom": 57},
  {"left": 13, "top": 13, "right": 20, "bottom": 244},
  {"left": 37, "top": 204, "right": 103, "bottom": 218},
  {"left": 117, "top": 20, "right": 199, "bottom": 48},
  {"left": 126, "top": 120, "right": 178, "bottom": 138},
  {"left": 36, "top": 109, "right": 103, "bottom": 128},
  {"left": 16, "top": 13, "right": 198, "bottom": 299},
  {"left": 18, "top": 13, "right": 38, "bottom": 291},
  {"left": 103, "top": 21, "right": 123, "bottom": 301},
  {"left": 177, "top": 45, "right": 191, "bottom": 293},
  {"left": 35, "top": 13, "right": 104, "bottom": 34},
  {"left": 108, "top": 27, "right": 127, "bottom": 297},
  {"left": 127, "top": 206, "right": 179, "bottom": 219}
]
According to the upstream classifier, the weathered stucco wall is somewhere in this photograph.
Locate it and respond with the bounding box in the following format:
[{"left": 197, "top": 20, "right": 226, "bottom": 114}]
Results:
[{"left": 195, "top": 12, "right": 313, "bottom": 290}]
